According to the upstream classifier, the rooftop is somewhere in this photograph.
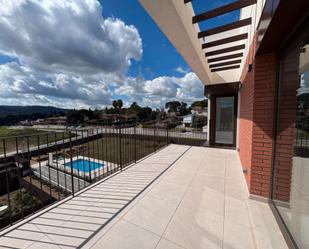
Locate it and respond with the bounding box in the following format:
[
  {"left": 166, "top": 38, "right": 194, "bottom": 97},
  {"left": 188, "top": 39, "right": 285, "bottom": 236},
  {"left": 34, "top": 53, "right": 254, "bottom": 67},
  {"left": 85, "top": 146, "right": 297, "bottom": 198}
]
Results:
[{"left": 0, "top": 144, "right": 287, "bottom": 249}]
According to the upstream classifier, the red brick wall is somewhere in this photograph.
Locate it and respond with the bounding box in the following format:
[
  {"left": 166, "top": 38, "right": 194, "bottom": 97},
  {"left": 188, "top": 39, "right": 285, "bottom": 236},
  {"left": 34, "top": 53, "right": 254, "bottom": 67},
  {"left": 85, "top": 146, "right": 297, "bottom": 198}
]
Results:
[
  {"left": 239, "top": 38, "right": 256, "bottom": 189},
  {"left": 239, "top": 37, "right": 278, "bottom": 198},
  {"left": 272, "top": 48, "right": 298, "bottom": 202},
  {"left": 250, "top": 54, "right": 277, "bottom": 198}
]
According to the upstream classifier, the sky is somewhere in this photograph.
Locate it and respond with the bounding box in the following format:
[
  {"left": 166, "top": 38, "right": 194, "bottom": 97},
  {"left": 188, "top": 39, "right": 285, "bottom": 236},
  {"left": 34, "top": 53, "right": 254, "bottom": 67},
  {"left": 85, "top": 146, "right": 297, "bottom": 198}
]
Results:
[{"left": 0, "top": 0, "right": 238, "bottom": 109}]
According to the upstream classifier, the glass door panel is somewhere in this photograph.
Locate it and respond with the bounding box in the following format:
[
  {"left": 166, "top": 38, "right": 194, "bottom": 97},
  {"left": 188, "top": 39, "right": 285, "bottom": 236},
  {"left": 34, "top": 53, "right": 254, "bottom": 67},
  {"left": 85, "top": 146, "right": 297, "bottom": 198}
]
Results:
[{"left": 215, "top": 96, "right": 235, "bottom": 145}]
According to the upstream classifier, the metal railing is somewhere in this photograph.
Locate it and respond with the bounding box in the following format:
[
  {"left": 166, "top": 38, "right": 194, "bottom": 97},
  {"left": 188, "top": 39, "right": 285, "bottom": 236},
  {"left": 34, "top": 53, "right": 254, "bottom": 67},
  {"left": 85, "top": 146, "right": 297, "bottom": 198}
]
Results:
[{"left": 0, "top": 123, "right": 207, "bottom": 230}]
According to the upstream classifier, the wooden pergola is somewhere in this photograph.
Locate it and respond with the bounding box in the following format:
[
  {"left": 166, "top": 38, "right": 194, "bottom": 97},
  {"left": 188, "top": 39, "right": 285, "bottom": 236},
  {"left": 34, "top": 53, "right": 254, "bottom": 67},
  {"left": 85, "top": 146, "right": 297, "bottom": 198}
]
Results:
[{"left": 185, "top": 0, "right": 256, "bottom": 72}]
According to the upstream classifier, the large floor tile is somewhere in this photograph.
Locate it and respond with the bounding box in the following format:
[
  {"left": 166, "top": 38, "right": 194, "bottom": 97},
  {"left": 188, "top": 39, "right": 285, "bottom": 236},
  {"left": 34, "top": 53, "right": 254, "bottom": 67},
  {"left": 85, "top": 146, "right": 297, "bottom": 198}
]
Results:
[
  {"left": 191, "top": 174, "right": 225, "bottom": 193},
  {"left": 89, "top": 219, "right": 160, "bottom": 249},
  {"left": 147, "top": 181, "right": 188, "bottom": 205},
  {"left": 223, "top": 221, "right": 255, "bottom": 249},
  {"left": 0, "top": 146, "right": 288, "bottom": 249},
  {"left": 123, "top": 195, "right": 178, "bottom": 236},
  {"left": 225, "top": 196, "right": 251, "bottom": 228},
  {"left": 180, "top": 186, "right": 225, "bottom": 218},
  {"left": 163, "top": 206, "right": 224, "bottom": 249},
  {"left": 0, "top": 236, "right": 34, "bottom": 249},
  {"left": 156, "top": 238, "right": 185, "bottom": 249}
]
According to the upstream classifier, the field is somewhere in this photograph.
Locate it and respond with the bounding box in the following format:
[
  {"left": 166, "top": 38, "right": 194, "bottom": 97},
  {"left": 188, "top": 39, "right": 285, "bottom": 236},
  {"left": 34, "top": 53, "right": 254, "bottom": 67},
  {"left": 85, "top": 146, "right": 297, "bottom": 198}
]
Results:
[
  {"left": 69, "top": 135, "right": 167, "bottom": 166},
  {"left": 0, "top": 127, "right": 72, "bottom": 154}
]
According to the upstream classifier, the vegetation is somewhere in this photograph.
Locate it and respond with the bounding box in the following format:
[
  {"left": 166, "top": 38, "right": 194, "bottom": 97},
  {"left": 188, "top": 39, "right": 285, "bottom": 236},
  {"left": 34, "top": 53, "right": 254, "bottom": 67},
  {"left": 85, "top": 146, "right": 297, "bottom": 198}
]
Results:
[
  {"left": 82, "top": 135, "right": 167, "bottom": 166},
  {"left": 0, "top": 127, "right": 73, "bottom": 153},
  {"left": 0, "top": 106, "right": 68, "bottom": 126},
  {"left": 165, "top": 101, "right": 191, "bottom": 116},
  {"left": 191, "top": 99, "right": 208, "bottom": 108},
  {"left": 0, "top": 127, "right": 46, "bottom": 137},
  {"left": 112, "top": 99, "right": 123, "bottom": 114},
  {"left": 0, "top": 189, "right": 41, "bottom": 225},
  {"left": 1, "top": 99, "right": 207, "bottom": 126}
]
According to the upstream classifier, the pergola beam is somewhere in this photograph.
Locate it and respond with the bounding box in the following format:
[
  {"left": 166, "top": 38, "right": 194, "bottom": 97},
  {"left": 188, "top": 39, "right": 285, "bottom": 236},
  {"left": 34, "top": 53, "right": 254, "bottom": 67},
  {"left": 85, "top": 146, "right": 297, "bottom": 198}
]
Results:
[
  {"left": 202, "top": 33, "right": 248, "bottom": 49},
  {"left": 207, "top": 53, "right": 244, "bottom": 63},
  {"left": 193, "top": 0, "right": 257, "bottom": 23},
  {"left": 209, "top": 59, "right": 241, "bottom": 68},
  {"left": 211, "top": 65, "right": 240, "bottom": 72},
  {"left": 205, "top": 45, "right": 245, "bottom": 57},
  {"left": 198, "top": 18, "right": 251, "bottom": 38}
]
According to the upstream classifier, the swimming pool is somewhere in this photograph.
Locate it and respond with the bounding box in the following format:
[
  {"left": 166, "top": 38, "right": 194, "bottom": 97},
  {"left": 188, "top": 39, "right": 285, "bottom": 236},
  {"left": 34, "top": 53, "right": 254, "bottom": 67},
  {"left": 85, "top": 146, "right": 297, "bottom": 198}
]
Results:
[{"left": 64, "top": 159, "right": 103, "bottom": 172}]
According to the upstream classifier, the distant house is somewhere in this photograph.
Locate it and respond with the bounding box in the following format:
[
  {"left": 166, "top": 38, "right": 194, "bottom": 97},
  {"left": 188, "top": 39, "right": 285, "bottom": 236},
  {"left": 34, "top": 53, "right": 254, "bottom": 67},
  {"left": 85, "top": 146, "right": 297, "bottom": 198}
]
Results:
[
  {"left": 43, "top": 116, "right": 67, "bottom": 126},
  {"left": 191, "top": 106, "right": 207, "bottom": 116},
  {"left": 182, "top": 114, "right": 194, "bottom": 128},
  {"left": 87, "top": 114, "right": 137, "bottom": 125}
]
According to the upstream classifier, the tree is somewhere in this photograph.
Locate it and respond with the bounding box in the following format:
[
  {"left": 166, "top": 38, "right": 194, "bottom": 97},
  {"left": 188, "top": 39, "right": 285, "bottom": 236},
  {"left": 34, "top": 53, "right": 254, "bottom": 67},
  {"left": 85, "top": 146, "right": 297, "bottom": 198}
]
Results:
[
  {"left": 137, "top": 107, "right": 152, "bottom": 121},
  {"left": 112, "top": 99, "right": 123, "bottom": 114},
  {"left": 128, "top": 102, "right": 141, "bottom": 113},
  {"left": 165, "top": 101, "right": 181, "bottom": 112},
  {"left": 179, "top": 102, "right": 191, "bottom": 116},
  {"left": 66, "top": 109, "right": 95, "bottom": 125},
  {"left": 191, "top": 99, "right": 208, "bottom": 108}
]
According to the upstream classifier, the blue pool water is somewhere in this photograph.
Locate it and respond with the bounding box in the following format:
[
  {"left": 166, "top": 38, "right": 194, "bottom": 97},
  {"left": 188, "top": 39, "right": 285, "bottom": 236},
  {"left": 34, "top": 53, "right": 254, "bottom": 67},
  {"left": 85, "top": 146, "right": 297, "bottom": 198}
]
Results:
[{"left": 64, "top": 159, "right": 103, "bottom": 172}]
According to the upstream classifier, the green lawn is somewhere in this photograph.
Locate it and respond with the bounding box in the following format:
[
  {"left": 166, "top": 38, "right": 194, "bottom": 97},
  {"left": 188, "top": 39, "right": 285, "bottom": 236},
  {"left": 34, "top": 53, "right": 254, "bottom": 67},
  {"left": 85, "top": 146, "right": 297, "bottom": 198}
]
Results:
[
  {"left": 0, "top": 127, "right": 48, "bottom": 137},
  {"left": 79, "top": 135, "right": 167, "bottom": 166},
  {"left": 0, "top": 127, "right": 72, "bottom": 154}
]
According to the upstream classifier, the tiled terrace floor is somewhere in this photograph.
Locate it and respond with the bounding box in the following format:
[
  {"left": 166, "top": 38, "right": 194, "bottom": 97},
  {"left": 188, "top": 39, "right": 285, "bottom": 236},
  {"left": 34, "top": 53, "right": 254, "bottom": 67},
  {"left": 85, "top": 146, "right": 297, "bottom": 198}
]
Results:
[{"left": 0, "top": 145, "right": 288, "bottom": 249}]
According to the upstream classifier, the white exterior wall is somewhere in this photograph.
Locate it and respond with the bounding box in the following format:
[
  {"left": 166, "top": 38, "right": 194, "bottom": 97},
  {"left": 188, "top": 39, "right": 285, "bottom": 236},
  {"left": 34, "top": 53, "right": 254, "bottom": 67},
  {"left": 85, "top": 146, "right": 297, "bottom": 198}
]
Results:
[{"left": 240, "top": 0, "right": 267, "bottom": 71}]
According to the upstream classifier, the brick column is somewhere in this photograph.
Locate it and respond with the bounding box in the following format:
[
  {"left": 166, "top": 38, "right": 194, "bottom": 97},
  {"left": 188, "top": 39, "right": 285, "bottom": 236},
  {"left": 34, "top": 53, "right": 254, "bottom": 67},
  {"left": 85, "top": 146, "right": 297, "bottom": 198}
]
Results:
[
  {"left": 272, "top": 48, "right": 298, "bottom": 202},
  {"left": 239, "top": 33, "right": 278, "bottom": 198},
  {"left": 250, "top": 53, "right": 277, "bottom": 198}
]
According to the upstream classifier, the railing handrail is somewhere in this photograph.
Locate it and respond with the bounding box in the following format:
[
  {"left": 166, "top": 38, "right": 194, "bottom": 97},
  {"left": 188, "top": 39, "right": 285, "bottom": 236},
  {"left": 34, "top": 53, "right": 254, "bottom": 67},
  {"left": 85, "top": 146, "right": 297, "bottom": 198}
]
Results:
[{"left": 0, "top": 124, "right": 207, "bottom": 232}]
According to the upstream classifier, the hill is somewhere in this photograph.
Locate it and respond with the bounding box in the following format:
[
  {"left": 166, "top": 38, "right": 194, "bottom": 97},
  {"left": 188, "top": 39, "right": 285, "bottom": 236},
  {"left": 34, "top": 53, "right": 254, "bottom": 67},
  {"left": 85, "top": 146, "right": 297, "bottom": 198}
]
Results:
[{"left": 0, "top": 105, "right": 70, "bottom": 117}]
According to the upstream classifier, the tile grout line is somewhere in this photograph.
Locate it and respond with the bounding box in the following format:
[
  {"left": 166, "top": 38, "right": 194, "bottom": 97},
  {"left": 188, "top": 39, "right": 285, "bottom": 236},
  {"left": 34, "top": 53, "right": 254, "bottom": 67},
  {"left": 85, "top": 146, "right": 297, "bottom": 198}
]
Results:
[
  {"left": 83, "top": 146, "right": 191, "bottom": 249},
  {"left": 115, "top": 147, "right": 192, "bottom": 219},
  {"left": 1, "top": 145, "right": 185, "bottom": 249},
  {"left": 222, "top": 155, "right": 228, "bottom": 249},
  {"left": 154, "top": 148, "right": 207, "bottom": 249}
]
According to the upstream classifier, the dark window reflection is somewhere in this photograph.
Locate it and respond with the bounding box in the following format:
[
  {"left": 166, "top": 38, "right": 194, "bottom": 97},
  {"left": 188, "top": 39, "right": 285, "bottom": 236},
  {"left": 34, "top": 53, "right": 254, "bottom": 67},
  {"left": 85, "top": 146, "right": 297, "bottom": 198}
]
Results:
[{"left": 273, "top": 41, "right": 309, "bottom": 249}]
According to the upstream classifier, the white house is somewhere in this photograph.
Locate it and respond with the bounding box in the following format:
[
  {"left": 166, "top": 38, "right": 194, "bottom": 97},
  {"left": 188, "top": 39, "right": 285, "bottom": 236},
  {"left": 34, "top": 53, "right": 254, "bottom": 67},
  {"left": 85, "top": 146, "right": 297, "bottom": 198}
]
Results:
[{"left": 182, "top": 114, "right": 194, "bottom": 127}]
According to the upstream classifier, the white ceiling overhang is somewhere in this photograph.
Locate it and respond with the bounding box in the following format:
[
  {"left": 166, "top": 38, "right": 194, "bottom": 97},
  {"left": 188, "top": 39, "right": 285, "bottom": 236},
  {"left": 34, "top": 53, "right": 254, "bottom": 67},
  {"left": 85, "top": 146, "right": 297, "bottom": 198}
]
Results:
[{"left": 139, "top": 0, "right": 258, "bottom": 86}]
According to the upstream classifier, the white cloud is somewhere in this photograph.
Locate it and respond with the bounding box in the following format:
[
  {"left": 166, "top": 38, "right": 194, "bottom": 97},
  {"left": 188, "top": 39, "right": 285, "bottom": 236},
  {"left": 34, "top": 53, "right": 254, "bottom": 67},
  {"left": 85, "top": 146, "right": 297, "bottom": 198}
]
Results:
[
  {"left": 116, "top": 72, "right": 204, "bottom": 108},
  {"left": 144, "top": 77, "right": 178, "bottom": 98},
  {"left": 0, "top": 0, "right": 142, "bottom": 75},
  {"left": 0, "top": 0, "right": 204, "bottom": 109},
  {"left": 175, "top": 66, "right": 189, "bottom": 74}
]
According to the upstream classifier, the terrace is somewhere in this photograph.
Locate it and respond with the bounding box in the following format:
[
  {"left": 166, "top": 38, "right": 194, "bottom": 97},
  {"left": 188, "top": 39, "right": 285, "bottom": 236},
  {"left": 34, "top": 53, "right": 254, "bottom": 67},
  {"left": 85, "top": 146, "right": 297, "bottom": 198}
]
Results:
[
  {"left": 0, "top": 144, "right": 287, "bottom": 249},
  {"left": 0, "top": 0, "right": 306, "bottom": 247}
]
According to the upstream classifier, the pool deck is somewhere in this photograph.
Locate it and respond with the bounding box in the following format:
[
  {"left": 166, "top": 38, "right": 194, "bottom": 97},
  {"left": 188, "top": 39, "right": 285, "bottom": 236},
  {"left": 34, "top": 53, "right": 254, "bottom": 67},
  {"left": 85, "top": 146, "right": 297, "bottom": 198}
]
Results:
[{"left": 0, "top": 144, "right": 288, "bottom": 249}]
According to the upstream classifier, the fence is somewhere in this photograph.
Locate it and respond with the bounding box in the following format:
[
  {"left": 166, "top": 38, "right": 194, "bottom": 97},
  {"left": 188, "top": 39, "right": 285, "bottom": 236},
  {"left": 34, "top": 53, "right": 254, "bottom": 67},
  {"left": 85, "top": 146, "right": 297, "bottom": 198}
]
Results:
[{"left": 0, "top": 124, "right": 207, "bottom": 230}]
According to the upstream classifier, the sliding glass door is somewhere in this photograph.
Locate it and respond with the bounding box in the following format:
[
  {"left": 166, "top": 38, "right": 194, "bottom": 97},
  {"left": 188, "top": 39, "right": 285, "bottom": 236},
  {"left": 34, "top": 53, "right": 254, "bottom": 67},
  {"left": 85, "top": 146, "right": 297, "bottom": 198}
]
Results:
[
  {"left": 272, "top": 25, "right": 309, "bottom": 249},
  {"left": 214, "top": 96, "right": 236, "bottom": 146}
]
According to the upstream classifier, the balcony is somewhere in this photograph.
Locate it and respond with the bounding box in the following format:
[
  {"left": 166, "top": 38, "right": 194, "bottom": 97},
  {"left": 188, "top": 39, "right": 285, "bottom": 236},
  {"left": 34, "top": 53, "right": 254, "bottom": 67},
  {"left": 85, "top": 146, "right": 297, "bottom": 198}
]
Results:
[{"left": 0, "top": 128, "right": 288, "bottom": 249}]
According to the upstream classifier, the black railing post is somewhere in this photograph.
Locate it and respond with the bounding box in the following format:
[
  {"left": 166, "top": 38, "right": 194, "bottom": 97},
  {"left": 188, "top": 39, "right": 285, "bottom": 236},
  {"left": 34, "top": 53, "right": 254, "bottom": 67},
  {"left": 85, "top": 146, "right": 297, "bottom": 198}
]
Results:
[
  {"left": 153, "top": 125, "right": 156, "bottom": 152},
  {"left": 46, "top": 134, "right": 52, "bottom": 200},
  {"left": 87, "top": 129, "right": 92, "bottom": 183},
  {"left": 134, "top": 125, "right": 137, "bottom": 163},
  {"left": 3, "top": 139, "right": 12, "bottom": 226},
  {"left": 69, "top": 131, "right": 75, "bottom": 195},
  {"left": 15, "top": 137, "right": 24, "bottom": 220},
  {"left": 119, "top": 124, "right": 123, "bottom": 170},
  {"left": 166, "top": 126, "right": 169, "bottom": 145},
  {"left": 54, "top": 133, "right": 60, "bottom": 200}
]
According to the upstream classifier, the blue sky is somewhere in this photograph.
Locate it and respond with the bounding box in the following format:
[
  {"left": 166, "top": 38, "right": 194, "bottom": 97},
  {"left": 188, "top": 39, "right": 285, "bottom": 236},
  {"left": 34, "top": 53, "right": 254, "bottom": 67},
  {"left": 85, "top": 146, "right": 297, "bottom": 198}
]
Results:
[
  {"left": 0, "top": 0, "right": 238, "bottom": 109},
  {"left": 100, "top": 0, "right": 190, "bottom": 79},
  {"left": 101, "top": 0, "right": 239, "bottom": 79}
]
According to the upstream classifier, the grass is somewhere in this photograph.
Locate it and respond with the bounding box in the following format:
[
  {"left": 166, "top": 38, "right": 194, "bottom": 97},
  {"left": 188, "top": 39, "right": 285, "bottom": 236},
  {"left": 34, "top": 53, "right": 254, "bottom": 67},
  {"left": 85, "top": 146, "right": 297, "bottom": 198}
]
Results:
[
  {"left": 0, "top": 127, "right": 48, "bottom": 137},
  {"left": 0, "top": 189, "right": 42, "bottom": 229},
  {"left": 75, "top": 135, "right": 167, "bottom": 166},
  {"left": 0, "top": 127, "right": 72, "bottom": 154}
]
